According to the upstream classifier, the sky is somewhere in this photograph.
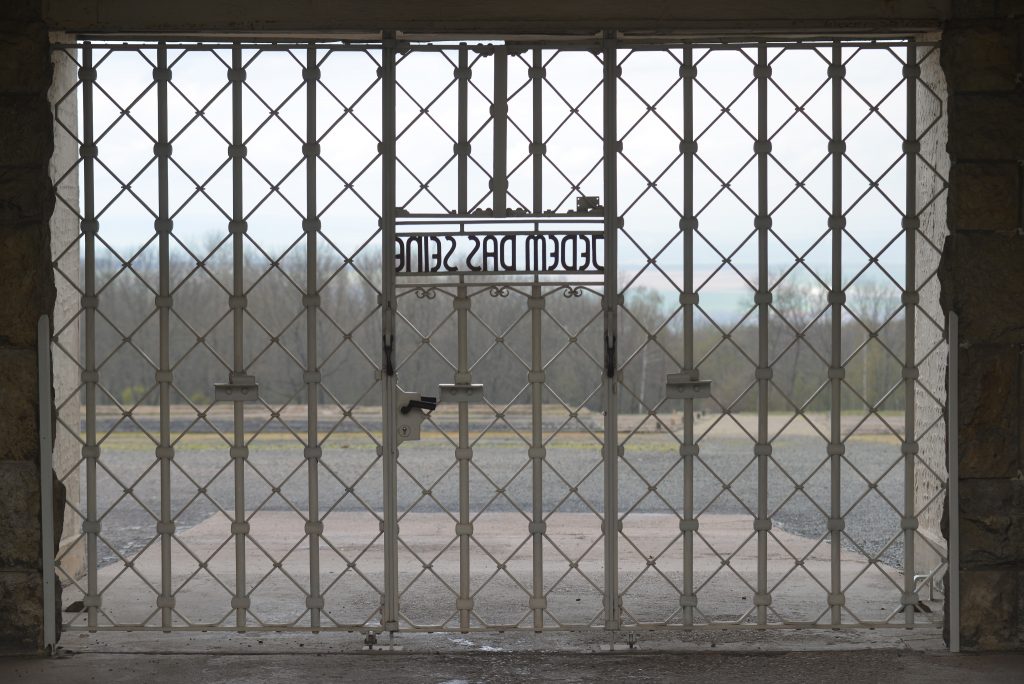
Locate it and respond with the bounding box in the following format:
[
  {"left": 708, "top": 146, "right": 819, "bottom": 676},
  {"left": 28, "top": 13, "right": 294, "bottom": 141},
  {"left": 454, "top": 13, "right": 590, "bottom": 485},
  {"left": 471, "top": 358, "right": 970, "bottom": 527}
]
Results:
[{"left": 61, "top": 40, "right": 943, "bottom": 320}]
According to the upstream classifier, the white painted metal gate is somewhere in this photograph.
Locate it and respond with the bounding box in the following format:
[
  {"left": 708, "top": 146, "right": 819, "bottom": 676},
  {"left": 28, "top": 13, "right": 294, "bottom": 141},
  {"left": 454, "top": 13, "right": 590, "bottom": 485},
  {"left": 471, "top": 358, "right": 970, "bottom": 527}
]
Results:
[{"left": 47, "top": 34, "right": 950, "bottom": 636}]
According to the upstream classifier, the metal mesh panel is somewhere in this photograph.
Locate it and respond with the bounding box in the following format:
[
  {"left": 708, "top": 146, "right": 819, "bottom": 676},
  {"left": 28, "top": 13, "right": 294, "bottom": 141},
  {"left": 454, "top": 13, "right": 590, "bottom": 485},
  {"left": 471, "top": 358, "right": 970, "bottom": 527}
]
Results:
[{"left": 49, "top": 35, "right": 947, "bottom": 635}]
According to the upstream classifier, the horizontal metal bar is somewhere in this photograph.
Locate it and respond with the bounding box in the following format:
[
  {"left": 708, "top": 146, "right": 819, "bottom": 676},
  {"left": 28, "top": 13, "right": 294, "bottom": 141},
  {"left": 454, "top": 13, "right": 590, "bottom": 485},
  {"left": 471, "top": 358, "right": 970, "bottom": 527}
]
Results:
[
  {"left": 395, "top": 279, "right": 602, "bottom": 288},
  {"left": 62, "top": 621, "right": 941, "bottom": 634},
  {"left": 395, "top": 217, "right": 605, "bottom": 225},
  {"left": 395, "top": 270, "right": 605, "bottom": 277},
  {"left": 55, "top": 38, "right": 936, "bottom": 52},
  {"left": 395, "top": 230, "right": 603, "bottom": 237}
]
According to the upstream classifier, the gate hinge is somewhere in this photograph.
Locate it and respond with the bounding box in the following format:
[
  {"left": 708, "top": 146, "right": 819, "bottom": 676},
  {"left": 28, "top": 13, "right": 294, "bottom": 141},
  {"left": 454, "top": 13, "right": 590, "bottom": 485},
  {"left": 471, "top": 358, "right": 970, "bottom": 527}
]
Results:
[
  {"left": 438, "top": 383, "right": 484, "bottom": 403},
  {"left": 665, "top": 370, "right": 711, "bottom": 400},
  {"left": 214, "top": 373, "right": 260, "bottom": 402}
]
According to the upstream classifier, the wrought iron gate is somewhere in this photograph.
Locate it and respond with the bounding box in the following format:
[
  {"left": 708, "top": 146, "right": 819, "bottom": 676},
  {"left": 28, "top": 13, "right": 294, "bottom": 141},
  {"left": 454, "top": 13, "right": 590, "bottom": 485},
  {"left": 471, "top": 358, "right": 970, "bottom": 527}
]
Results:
[{"left": 47, "top": 34, "right": 949, "bottom": 634}]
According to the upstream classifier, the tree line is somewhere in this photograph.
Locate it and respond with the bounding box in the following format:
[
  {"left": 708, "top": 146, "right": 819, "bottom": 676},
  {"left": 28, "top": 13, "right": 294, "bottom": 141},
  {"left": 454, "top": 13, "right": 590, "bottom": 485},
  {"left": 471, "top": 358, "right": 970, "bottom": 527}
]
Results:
[{"left": 89, "top": 248, "right": 906, "bottom": 416}]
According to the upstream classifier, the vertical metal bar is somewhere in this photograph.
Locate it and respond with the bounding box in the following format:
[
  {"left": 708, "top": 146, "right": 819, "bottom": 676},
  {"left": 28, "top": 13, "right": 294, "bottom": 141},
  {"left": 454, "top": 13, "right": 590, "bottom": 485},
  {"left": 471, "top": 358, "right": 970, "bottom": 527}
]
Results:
[
  {"left": 948, "top": 311, "right": 959, "bottom": 652},
  {"left": 492, "top": 46, "right": 508, "bottom": 217},
  {"left": 532, "top": 47, "right": 543, "bottom": 215},
  {"left": 529, "top": 283, "right": 545, "bottom": 631},
  {"left": 680, "top": 45, "right": 697, "bottom": 627},
  {"left": 228, "top": 43, "right": 248, "bottom": 630},
  {"left": 455, "top": 282, "right": 472, "bottom": 631},
  {"left": 457, "top": 44, "right": 468, "bottom": 215},
  {"left": 80, "top": 42, "right": 99, "bottom": 631},
  {"left": 304, "top": 43, "right": 323, "bottom": 631},
  {"left": 755, "top": 42, "right": 770, "bottom": 626},
  {"left": 38, "top": 315, "right": 56, "bottom": 652},
  {"left": 903, "top": 40, "right": 919, "bottom": 626},
  {"left": 155, "top": 43, "right": 174, "bottom": 630},
  {"left": 828, "top": 41, "right": 844, "bottom": 628},
  {"left": 529, "top": 48, "right": 546, "bottom": 632},
  {"left": 380, "top": 33, "right": 400, "bottom": 633},
  {"left": 601, "top": 30, "right": 620, "bottom": 632}
]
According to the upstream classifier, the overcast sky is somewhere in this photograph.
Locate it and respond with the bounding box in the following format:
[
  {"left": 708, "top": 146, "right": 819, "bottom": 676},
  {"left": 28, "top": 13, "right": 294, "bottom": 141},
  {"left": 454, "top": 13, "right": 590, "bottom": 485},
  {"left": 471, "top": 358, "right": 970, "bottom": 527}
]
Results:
[{"left": 66, "top": 41, "right": 940, "bottom": 319}]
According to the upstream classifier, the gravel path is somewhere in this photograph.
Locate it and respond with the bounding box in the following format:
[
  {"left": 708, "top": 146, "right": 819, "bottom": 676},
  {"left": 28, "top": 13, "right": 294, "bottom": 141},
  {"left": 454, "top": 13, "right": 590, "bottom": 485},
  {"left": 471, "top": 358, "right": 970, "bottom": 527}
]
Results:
[{"left": 79, "top": 430, "right": 913, "bottom": 570}]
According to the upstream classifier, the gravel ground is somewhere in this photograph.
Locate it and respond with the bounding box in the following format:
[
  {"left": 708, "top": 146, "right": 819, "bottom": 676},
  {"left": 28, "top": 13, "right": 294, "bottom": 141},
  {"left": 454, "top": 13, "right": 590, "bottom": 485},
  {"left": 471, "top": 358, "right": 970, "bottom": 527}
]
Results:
[{"left": 77, "top": 429, "right": 915, "bottom": 570}]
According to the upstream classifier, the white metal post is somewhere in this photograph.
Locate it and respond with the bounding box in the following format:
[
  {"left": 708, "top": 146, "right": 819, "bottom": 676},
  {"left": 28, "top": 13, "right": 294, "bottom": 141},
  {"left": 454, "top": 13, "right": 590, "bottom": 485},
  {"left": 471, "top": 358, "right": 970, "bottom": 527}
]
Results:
[
  {"left": 602, "top": 31, "right": 620, "bottom": 632},
  {"left": 457, "top": 44, "right": 469, "bottom": 215},
  {"left": 228, "top": 42, "right": 249, "bottom": 631},
  {"left": 380, "top": 34, "right": 400, "bottom": 634},
  {"left": 947, "top": 311, "right": 959, "bottom": 652},
  {"left": 38, "top": 315, "right": 56, "bottom": 652},
  {"left": 529, "top": 48, "right": 546, "bottom": 632},
  {"left": 455, "top": 282, "right": 472, "bottom": 631},
  {"left": 679, "top": 45, "right": 697, "bottom": 627},
  {"left": 532, "top": 48, "right": 543, "bottom": 216},
  {"left": 155, "top": 43, "right": 175, "bottom": 630},
  {"left": 828, "top": 41, "right": 845, "bottom": 627},
  {"left": 529, "top": 283, "right": 545, "bottom": 631},
  {"left": 903, "top": 41, "right": 919, "bottom": 626},
  {"left": 304, "top": 44, "right": 324, "bottom": 631},
  {"left": 493, "top": 46, "right": 508, "bottom": 217},
  {"left": 754, "top": 42, "right": 771, "bottom": 625},
  {"left": 80, "top": 41, "right": 100, "bottom": 631}
]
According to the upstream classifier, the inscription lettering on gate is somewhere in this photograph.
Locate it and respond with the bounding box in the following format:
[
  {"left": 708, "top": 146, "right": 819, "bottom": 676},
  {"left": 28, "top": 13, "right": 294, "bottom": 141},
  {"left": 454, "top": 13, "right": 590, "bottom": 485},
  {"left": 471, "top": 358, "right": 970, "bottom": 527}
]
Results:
[{"left": 395, "top": 231, "right": 605, "bottom": 275}]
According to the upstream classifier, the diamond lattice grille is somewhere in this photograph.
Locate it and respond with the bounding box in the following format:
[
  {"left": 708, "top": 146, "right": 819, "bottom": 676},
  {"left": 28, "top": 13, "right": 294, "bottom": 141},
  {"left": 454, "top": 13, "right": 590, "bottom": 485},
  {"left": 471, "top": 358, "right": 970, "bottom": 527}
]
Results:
[{"left": 47, "top": 37, "right": 947, "bottom": 636}]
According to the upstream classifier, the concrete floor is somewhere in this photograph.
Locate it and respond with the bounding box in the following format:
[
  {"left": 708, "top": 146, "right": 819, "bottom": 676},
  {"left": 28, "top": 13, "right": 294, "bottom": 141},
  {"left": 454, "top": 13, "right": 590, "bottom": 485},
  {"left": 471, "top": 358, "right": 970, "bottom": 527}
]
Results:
[{"left": 3, "top": 631, "right": 1023, "bottom": 683}]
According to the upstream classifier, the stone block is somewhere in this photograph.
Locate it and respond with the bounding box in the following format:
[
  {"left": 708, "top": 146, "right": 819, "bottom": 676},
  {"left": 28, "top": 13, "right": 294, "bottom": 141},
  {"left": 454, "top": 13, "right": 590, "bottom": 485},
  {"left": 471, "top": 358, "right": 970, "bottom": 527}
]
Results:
[
  {"left": 956, "top": 344, "right": 1021, "bottom": 478},
  {"left": 0, "top": 460, "right": 40, "bottom": 569},
  {"left": 942, "top": 24, "right": 1019, "bottom": 92},
  {"left": 0, "top": 1, "right": 43, "bottom": 22},
  {"left": 940, "top": 233, "right": 1024, "bottom": 345},
  {"left": 960, "top": 478, "right": 1024, "bottom": 565},
  {"left": 954, "top": 2, "right": 1000, "bottom": 19},
  {"left": 0, "top": 348, "right": 40, "bottom": 462},
  {"left": 0, "top": 571, "right": 41, "bottom": 654},
  {"left": 0, "top": 167, "right": 53, "bottom": 223},
  {"left": 0, "top": 95, "right": 52, "bottom": 168},
  {"left": 0, "top": 225, "right": 51, "bottom": 349},
  {"left": 949, "top": 162, "right": 1019, "bottom": 232},
  {"left": 959, "top": 569, "right": 1022, "bottom": 650},
  {"left": 0, "top": 22, "right": 50, "bottom": 94},
  {"left": 948, "top": 92, "right": 1024, "bottom": 160}
]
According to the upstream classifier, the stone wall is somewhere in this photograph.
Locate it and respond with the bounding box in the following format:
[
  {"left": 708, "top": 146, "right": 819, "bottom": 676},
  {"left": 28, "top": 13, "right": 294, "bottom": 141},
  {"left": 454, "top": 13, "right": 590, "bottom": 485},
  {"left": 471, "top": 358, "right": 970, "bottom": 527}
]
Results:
[
  {"left": 940, "top": 0, "right": 1024, "bottom": 651},
  {"left": 48, "top": 34, "right": 83, "bottom": 587},
  {"left": 916, "top": 34, "right": 950, "bottom": 591},
  {"left": 0, "top": 0, "right": 55, "bottom": 654}
]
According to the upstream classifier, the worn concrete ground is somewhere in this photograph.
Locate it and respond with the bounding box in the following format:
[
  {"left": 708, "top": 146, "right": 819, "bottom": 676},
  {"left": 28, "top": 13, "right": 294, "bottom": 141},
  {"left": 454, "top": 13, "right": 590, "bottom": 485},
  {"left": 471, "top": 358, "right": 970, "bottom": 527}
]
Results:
[{"left": 2, "top": 631, "right": 1023, "bottom": 683}]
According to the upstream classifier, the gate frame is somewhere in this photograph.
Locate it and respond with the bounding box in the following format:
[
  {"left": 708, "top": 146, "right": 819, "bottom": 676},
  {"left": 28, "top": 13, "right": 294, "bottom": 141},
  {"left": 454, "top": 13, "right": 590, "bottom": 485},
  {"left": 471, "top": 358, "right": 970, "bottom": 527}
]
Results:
[{"left": 42, "top": 32, "right": 957, "bottom": 646}]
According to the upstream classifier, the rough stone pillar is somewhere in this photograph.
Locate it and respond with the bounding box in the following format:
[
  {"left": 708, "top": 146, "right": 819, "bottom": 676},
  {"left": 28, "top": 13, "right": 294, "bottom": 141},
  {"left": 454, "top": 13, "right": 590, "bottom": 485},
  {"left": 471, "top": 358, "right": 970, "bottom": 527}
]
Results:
[
  {"left": 940, "top": 1, "right": 1024, "bottom": 651},
  {"left": 0, "top": 0, "right": 56, "bottom": 655},
  {"left": 916, "top": 34, "right": 950, "bottom": 595},
  {"left": 48, "top": 33, "right": 83, "bottom": 588}
]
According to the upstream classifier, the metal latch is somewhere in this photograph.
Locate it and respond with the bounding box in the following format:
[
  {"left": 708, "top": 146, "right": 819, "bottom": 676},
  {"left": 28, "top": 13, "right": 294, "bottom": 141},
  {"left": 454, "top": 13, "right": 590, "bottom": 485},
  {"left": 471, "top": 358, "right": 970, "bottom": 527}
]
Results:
[
  {"left": 438, "top": 383, "right": 484, "bottom": 403},
  {"left": 665, "top": 371, "right": 711, "bottom": 400},
  {"left": 214, "top": 373, "right": 260, "bottom": 402},
  {"left": 396, "top": 390, "right": 437, "bottom": 444}
]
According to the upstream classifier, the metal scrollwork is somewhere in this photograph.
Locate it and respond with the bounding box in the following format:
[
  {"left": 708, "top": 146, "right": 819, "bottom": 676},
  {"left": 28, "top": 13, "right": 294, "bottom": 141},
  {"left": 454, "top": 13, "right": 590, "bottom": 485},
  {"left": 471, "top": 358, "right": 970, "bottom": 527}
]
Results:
[
  {"left": 414, "top": 287, "right": 437, "bottom": 299},
  {"left": 488, "top": 286, "right": 509, "bottom": 298},
  {"left": 562, "top": 286, "right": 583, "bottom": 298}
]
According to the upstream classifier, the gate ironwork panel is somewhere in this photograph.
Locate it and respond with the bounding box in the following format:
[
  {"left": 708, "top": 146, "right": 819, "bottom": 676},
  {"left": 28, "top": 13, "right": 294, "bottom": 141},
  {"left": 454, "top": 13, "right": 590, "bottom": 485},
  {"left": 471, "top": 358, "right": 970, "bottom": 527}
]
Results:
[{"left": 47, "top": 35, "right": 948, "bottom": 635}]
